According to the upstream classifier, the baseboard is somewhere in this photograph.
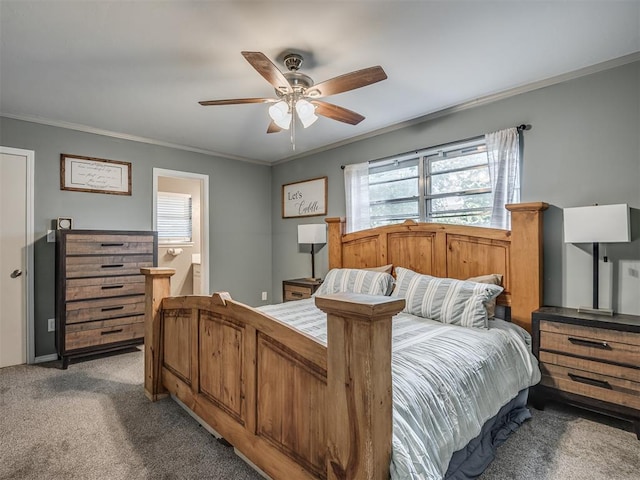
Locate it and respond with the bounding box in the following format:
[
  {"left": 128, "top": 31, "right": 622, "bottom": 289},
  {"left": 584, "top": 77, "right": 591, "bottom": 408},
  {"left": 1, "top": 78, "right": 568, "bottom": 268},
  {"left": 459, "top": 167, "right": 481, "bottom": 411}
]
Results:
[{"left": 34, "top": 354, "right": 58, "bottom": 363}]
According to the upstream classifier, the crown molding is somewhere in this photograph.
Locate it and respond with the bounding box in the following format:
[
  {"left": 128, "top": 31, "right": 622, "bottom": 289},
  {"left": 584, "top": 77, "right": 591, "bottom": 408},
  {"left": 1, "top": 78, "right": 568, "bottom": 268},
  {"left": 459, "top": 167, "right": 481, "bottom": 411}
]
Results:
[{"left": 0, "top": 113, "right": 271, "bottom": 166}]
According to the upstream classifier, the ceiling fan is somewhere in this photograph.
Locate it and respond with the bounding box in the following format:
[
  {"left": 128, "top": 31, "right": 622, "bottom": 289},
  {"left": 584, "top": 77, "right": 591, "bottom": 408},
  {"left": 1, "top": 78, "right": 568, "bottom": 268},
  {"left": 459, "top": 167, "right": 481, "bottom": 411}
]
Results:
[{"left": 199, "top": 51, "right": 387, "bottom": 136}]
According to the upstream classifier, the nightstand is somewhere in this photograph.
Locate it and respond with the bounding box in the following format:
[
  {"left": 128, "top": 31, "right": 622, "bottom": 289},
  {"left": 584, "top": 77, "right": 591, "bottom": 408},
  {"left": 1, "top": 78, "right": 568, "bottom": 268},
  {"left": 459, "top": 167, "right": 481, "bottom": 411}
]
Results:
[
  {"left": 282, "top": 278, "right": 322, "bottom": 302},
  {"left": 531, "top": 306, "right": 640, "bottom": 439}
]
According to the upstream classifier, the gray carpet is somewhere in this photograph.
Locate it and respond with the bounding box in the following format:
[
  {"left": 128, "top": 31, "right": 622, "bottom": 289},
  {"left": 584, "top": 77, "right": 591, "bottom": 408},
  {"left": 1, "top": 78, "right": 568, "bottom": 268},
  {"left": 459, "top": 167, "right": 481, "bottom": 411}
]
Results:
[{"left": 1, "top": 349, "right": 638, "bottom": 480}]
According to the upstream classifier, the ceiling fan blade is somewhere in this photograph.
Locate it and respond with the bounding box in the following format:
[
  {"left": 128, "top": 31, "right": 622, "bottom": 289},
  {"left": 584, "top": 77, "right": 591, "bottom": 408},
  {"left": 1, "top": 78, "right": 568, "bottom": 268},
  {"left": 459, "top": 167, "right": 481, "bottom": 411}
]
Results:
[
  {"left": 307, "top": 66, "right": 387, "bottom": 98},
  {"left": 311, "top": 100, "right": 365, "bottom": 125},
  {"left": 199, "top": 98, "right": 273, "bottom": 106},
  {"left": 241, "top": 51, "right": 292, "bottom": 94},
  {"left": 267, "top": 121, "right": 283, "bottom": 134}
]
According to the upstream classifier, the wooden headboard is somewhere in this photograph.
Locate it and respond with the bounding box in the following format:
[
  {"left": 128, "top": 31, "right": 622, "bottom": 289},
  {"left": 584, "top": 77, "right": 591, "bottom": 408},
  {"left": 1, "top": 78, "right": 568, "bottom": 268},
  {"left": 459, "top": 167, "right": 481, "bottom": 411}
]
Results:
[{"left": 326, "top": 202, "right": 548, "bottom": 332}]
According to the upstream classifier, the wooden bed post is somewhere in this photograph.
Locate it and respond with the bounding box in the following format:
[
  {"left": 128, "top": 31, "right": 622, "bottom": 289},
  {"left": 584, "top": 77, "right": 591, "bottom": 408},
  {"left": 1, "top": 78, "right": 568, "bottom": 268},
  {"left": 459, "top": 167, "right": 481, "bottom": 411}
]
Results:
[
  {"left": 505, "top": 202, "right": 548, "bottom": 332},
  {"left": 315, "top": 293, "right": 405, "bottom": 480},
  {"left": 141, "top": 267, "right": 175, "bottom": 401},
  {"left": 326, "top": 217, "right": 345, "bottom": 269}
]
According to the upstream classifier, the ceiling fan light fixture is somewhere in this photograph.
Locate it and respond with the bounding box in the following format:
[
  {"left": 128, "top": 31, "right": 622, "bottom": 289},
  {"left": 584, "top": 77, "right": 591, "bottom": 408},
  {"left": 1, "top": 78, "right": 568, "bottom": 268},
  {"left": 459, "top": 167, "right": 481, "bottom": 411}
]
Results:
[
  {"left": 295, "top": 99, "right": 318, "bottom": 128},
  {"left": 268, "top": 100, "right": 291, "bottom": 130}
]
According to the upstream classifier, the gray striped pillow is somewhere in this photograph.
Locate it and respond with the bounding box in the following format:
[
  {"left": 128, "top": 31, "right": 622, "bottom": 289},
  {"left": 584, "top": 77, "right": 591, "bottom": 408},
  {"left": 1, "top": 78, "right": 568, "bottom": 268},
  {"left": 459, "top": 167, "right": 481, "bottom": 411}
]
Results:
[
  {"left": 392, "top": 267, "right": 503, "bottom": 328},
  {"left": 314, "top": 268, "right": 395, "bottom": 296}
]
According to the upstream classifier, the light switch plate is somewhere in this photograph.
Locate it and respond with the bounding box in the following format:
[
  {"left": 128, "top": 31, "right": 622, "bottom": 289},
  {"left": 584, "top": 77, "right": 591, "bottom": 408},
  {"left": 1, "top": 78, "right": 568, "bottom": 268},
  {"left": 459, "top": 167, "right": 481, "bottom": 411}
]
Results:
[{"left": 47, "top": 230, "right": 56, "bottom": 242}]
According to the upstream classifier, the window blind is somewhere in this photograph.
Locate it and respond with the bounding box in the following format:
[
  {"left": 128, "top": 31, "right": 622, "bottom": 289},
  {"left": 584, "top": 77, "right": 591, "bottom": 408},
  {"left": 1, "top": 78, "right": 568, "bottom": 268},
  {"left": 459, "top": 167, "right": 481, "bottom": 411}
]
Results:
[{"left": 157, "top": 192, "right": 192, "bottom": 243}]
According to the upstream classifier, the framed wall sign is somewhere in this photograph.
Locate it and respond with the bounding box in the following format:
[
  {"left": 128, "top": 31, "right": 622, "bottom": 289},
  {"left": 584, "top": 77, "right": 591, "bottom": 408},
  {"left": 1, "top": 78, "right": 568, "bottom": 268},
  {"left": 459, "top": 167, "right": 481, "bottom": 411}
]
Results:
[
  {"left": 60, "top": 154, "right": 132, "bottom": 195},
  {"left": 282, "top": 176, "right": 327, "bottom": 218}
]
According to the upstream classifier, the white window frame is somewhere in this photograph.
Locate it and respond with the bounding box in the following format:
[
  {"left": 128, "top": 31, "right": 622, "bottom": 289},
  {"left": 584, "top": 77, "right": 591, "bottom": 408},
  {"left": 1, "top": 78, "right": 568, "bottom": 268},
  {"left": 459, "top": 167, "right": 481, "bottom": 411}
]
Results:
[{"left": 367, "top": 136, "right": 494, "bottom": 227}]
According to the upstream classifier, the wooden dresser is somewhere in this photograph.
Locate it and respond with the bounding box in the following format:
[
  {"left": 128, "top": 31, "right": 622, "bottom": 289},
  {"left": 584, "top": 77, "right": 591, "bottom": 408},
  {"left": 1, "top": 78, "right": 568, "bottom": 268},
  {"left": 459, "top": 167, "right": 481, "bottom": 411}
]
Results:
[
  {"left": 55, "top": 230, "right": 157, "bottom": 368},
  {"left": 532, "top": 306, "right": 640, "bottom": 438},
  {"left": 282, "top": 278, "right": 322, "bottom": 302}
]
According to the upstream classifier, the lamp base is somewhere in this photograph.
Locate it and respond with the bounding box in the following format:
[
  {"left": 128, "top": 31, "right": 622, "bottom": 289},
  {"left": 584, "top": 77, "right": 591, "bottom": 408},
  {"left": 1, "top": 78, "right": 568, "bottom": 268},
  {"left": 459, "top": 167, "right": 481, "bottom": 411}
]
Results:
[{"left": 577, "top": 306, "right": 613, "bottom": 316}]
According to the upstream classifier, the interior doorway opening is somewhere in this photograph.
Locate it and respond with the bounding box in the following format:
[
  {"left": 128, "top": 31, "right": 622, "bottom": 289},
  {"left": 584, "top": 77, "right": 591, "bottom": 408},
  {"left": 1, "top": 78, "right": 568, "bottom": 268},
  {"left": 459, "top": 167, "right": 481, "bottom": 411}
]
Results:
[{"left": 153, "top": 169, "right": 209, "bottom": 296}]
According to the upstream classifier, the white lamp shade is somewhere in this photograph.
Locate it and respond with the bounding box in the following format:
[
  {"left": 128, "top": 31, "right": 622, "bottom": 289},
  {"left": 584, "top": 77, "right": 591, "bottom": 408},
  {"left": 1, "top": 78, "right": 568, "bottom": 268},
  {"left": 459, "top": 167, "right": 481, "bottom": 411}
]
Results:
[
  {"left": 295, "top": 99, "right": 318, "bottom": 128},
  {"left": 298, "top": 224, "right": 327, "bottom": 244},
  {"left": 268, "top": 101, "right": 291, "bottom": 130},
  {"left": 563, "top": 204, "right": 631, "bottom": 243}
]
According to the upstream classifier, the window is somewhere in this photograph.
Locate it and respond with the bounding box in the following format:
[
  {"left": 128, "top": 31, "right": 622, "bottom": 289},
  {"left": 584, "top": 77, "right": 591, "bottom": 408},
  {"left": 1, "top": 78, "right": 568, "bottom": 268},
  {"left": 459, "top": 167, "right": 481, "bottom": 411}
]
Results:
[
  {"left": 157, "top": 192, "right": 192, "bottom": 244},
  {"left": 369, "top": 138, "right": 493, "bottom": 227},
  {"left": 345, "top": 128, "right": 521, "bottom": 233}
]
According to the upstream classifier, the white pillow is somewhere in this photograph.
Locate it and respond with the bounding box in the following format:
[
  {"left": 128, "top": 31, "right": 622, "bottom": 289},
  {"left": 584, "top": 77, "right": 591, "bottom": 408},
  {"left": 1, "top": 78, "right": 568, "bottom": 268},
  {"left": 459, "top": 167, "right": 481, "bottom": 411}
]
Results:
[
  {"left": 392, "top": 267, "right": 503, "bottom": 328},
  {"left": 315, "top": 268, "right": 395, "bottom": 297}
]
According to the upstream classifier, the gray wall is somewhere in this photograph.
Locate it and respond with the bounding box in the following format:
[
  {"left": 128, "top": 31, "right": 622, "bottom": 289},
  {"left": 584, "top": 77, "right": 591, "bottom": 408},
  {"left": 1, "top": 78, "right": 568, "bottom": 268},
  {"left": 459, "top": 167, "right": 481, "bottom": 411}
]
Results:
[
  {"left": 272, "top": 61, "right": 640, "bottom": 314},
  {"left": 0, "top": 118, "right": 273, "bottom": 357},
  {"left": 3, "top": 60, "right": 639, "bottom": 358}
]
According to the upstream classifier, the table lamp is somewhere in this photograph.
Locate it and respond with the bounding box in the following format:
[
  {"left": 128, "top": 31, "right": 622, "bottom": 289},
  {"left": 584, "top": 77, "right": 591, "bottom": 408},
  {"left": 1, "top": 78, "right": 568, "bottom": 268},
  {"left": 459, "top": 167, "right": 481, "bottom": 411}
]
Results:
[
  {"left": 563, "top": 204, "right": 630, "bottom": 315},
  {"left": 298, "top": 224, "right": 327, "bottom": 280}
]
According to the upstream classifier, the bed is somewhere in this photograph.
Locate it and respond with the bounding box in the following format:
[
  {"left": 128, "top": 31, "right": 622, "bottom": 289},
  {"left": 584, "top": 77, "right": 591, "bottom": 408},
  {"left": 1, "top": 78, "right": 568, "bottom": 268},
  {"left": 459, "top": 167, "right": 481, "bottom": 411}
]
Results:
[{"left": 141, "top": 202, "right": 548, "bottom": 480}]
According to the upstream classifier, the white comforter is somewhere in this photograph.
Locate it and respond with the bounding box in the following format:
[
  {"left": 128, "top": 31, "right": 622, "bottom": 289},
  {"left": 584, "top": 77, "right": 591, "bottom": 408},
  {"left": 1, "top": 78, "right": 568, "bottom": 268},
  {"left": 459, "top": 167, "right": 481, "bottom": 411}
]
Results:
[{"left": 258, "top": 298, "right": 540, "bottom": 480}]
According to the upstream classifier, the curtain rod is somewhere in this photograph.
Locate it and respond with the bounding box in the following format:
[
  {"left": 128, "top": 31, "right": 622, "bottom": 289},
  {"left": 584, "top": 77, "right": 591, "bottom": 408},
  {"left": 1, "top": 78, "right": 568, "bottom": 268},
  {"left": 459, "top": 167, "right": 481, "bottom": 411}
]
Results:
[{"left": 340, "top": 124, "right": 530, "bottom": 169}]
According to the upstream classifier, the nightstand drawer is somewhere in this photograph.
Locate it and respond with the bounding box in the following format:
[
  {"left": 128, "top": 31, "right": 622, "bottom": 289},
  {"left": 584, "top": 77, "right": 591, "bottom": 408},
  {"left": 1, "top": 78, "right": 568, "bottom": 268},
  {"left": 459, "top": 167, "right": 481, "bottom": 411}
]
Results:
[
  {"left": 540, "top": 351, "right": 640, "bottom": 384},
  {"left": 284, "top": 284, "right": 313, "bottom": 301},
  {"left": 282, "top": 278, "right": 322, "bottom": 302},
  {"left": 539, "top": 320, "right": 640, "bottom": 367},
  {"left": 540, "top": 362, "right": 640, "bottom": 410}
]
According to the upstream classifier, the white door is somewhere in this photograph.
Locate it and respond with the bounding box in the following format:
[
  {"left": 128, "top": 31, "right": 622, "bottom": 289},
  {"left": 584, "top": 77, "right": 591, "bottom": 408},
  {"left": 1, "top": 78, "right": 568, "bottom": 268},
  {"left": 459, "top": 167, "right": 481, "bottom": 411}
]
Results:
[{"left": 0, "top": 148, "right": 34, "bottom": 367}]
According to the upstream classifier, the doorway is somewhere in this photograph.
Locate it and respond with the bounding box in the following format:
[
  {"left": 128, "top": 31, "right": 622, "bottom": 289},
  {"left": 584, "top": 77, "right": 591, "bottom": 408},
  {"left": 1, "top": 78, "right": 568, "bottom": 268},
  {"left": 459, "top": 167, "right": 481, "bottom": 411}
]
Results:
[
  {"left": 153, "top": 168, "right": 209, "bottom": 296},
  {"left": 0, "top": 147, "right": 35, "bottom": 366}
]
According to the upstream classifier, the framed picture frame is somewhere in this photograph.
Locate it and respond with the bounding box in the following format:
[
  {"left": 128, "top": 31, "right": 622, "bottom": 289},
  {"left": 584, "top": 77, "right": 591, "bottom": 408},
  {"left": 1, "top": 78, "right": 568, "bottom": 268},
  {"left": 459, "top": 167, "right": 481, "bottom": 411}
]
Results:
[
  {"left": 60, "top": 154, "right": 132, "bottom": 195},
  {"left": 282, "top": 176, "right": 327, "bottom": 218}
]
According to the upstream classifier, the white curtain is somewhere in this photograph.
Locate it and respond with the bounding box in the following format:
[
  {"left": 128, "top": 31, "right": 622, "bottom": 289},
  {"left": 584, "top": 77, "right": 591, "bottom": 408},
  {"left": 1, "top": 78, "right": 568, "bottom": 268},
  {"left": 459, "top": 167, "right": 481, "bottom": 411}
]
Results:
[
  {"left": 344, "top": 162, "right": 370, "bottom": 233},
  {"left": 486, "top": 127, "right": 521, "bottom": 229}
]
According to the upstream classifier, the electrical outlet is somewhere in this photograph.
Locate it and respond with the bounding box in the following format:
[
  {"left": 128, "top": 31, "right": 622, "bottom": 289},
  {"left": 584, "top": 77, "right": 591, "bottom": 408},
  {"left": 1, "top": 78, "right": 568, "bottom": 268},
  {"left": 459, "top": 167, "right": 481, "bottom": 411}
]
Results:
[
  {"left": 261, "top": 291, "right": 267, "bottom": 301},
  {"left": 47, "top": 230, "right": 56, "bottom": 243},
  {"left": 48, "top": 318, "right": 55, "bottom": 332}
]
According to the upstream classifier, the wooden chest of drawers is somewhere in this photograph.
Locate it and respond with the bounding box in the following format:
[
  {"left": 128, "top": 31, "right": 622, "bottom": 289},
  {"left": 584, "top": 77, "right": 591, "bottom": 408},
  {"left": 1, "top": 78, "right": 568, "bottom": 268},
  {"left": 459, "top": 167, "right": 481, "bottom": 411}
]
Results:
[
  {"left": 55, "top": 230, "right": 157, "bottom": 368},
  {"left": 282, "top": 278, "right": 322, "bottom": 302},
  {"left": 532, "top": 307, "right": 640, "bottom": 438}
]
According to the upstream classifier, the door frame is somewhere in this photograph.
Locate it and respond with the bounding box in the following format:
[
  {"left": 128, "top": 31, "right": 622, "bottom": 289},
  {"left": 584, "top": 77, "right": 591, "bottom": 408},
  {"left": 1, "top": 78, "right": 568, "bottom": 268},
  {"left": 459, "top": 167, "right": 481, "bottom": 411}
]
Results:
[
  {"left": 0, "top": 146, "right": 35, "bottom": 364},
  {"left": 152, "top": 168, "right": 209, "bottom": 294}
]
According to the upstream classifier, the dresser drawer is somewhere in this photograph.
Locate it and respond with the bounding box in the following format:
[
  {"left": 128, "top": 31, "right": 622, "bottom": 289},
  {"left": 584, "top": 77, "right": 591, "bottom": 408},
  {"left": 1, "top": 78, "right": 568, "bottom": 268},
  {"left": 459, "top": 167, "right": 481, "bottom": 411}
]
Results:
[
  {"left": 65, "top": 234, "right": 155, "bottom": 255},
  {"left": 65, "top": 296, "right": 146, "bottom": 324},
  {"left": 539, "top": 320, "right": 640, "bottom": 367},
  {"left": 65, "top": 254, "right": 154, "bottom": 278},
  {"left": 65, "top": 318, "right": 144, "bottom": 351},
  {"left": 66, "top": 275, "right": 145, "bottom": 301}
]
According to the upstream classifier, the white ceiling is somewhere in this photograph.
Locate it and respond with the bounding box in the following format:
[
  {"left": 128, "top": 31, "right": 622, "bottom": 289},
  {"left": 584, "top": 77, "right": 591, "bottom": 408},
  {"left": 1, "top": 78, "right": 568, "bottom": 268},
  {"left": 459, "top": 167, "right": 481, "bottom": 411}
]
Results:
[{"left": 1, "top": 1, "right": 639, "bottom": 165}]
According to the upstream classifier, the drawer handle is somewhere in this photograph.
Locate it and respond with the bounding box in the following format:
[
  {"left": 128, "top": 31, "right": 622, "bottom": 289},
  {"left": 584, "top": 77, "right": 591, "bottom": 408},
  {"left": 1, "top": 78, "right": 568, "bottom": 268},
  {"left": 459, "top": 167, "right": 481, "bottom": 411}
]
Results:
[
  {"left": 568, "top": 337, "right": 610, "bottom": 349},
  {"left": 101, "top": 306, "right": 125, "bottom": 312},
  {"left": 568, "top": 372, "right": 612, "bottom": 390},
  {"left": 101, "top": 264, "right": 124, "bottom": 269},
  {"left": 101, "top": 243, "right": 125, "bottom": 247},
  {"left": 101, "top": 285, "right": 124, "bottom": 290},
  {"left": 291, "top": 292, "right": 304, "bottom": 297},
  {"left": 101, "top": 329, "right": 124, "bottom": 335}
]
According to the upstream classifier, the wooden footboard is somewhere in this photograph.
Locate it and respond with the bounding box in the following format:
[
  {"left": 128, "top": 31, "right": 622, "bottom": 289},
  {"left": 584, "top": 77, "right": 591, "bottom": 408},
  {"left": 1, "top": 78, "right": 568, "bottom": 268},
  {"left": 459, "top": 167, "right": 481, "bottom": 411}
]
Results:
[{"left": 142, "top": 268, "right": 404, "bottom": 480}]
